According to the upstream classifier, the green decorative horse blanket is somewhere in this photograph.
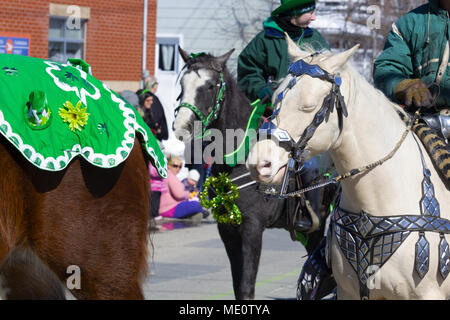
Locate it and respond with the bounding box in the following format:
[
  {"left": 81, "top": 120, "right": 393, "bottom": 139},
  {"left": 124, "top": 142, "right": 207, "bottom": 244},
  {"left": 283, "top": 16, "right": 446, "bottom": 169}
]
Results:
[{"left": 0, "top": 54, "right": 167, "bottom": 178}]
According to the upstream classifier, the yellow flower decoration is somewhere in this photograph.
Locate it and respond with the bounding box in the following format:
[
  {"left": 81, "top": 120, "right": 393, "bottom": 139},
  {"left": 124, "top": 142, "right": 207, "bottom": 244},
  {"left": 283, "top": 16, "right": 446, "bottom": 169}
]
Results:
[{"left": 58, "top": 100, "right": 90, "bottom": 132}]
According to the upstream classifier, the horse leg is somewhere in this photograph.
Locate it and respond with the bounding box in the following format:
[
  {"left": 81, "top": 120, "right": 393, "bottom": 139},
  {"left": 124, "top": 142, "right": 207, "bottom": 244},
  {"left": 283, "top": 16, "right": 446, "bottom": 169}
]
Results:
[
  {"left": 239, "top": 217, "right": 264, "bottom": 300},
  {"left": 217, "top": 223, "right": 243, "bottom": 299},
  {"left": 29, "top": 142, "right": 149, "bottom": 300},
  {"left": 0, "top": 141, "right": 65, "bottom": 300}
]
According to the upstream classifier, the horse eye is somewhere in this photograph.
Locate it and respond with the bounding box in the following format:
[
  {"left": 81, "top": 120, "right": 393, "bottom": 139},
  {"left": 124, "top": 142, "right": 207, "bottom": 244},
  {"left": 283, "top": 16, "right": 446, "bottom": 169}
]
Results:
[{"left": 207, "top": 83, "right": 215, "bottom": 90}]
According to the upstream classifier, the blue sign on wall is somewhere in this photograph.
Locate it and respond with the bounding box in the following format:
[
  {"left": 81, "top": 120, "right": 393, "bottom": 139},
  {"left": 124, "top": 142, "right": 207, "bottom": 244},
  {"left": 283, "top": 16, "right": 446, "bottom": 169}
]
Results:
[{"left": 0, "top": 34, "right": 30, "bottom": 56}]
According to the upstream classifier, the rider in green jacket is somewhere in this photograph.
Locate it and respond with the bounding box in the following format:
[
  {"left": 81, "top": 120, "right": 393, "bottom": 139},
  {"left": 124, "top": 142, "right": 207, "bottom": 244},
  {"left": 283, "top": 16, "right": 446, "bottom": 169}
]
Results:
[
  {"left": 237, "top": 1, "right": 336, "bottom": 300},
  {"left": 237, "top": 0, "right": 329, "bottom": 102},
  {"left": 238, "top": 0, "right": 330, "bottom": 233},
  {"left": 374, "top": 0, "right": 450, "bottom": 112}
]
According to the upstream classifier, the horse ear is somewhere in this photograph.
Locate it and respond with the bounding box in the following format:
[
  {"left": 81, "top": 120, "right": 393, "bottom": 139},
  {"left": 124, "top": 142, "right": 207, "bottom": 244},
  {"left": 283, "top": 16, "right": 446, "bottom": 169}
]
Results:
[
  {"left": 179, "top": 47, "right": 190, "bottom": 63},
  {"left": 214, "top": 49, "right": 235, "bottom": 70},
  {"left": 322, "top": 44, "right": 360, "bottom": 73},
  {"left": 285, "top": 32, "right": 312, "bottom": 62}
]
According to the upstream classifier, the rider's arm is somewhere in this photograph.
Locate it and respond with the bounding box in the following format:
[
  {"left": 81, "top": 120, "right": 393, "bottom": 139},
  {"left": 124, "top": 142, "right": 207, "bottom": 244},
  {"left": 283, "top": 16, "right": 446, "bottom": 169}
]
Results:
[
  {"left": 237, "top": 36, "right": 271, "bottom": 102},
  {"left": 373, "top": 18, "right": 414, "bottom": 103}
]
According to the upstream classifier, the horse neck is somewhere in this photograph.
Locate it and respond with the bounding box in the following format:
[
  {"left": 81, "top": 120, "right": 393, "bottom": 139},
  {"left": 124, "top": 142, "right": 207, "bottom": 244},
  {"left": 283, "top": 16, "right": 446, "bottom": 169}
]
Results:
[
  {"left": 329, "top": 67, "right": 432, "bottom": 215},
  {"left": 210, "top": 71, "right": 252, "bottom": 175}
]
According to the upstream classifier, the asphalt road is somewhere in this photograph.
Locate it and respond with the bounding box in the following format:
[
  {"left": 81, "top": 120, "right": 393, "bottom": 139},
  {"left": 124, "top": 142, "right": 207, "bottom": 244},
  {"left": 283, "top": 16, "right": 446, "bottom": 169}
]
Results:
[{"left": 143, "top": 218, "right": 308, "bottom": 300}]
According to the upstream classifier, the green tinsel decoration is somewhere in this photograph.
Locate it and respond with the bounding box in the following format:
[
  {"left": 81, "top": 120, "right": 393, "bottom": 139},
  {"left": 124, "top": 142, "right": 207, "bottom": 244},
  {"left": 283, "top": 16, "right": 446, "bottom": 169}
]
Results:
[{"left": 200, "top": 173, "right": 242, "bottom": 225}]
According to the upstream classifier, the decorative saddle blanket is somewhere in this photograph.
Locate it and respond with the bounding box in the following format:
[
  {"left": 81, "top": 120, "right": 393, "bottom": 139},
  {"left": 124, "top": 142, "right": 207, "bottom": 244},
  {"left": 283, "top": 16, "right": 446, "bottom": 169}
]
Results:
[{"left": 0, "top": 54, "right": 167, "bottom": 178}]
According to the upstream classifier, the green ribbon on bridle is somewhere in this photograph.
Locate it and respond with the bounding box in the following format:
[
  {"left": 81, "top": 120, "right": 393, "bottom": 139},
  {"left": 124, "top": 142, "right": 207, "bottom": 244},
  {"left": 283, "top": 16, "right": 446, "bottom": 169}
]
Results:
[
  {"left": 175, "top": 72, "right": 226, "bottom": 138},
  {"left": 190, "top": 52, "right": 206, "bottom": 59}
]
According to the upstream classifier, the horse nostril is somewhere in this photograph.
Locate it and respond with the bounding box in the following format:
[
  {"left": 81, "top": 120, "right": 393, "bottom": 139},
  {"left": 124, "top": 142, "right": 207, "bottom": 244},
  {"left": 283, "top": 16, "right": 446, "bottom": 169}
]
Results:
[{"left": 256, "top": 160, "right": 272, "bottom": 173}]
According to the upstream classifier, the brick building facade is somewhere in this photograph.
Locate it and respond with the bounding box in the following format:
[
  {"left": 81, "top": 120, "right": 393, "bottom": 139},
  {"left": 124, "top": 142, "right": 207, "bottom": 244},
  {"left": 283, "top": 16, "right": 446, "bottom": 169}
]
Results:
[{"left": 0, "top": 0, "right": 157, "bottom": 92}]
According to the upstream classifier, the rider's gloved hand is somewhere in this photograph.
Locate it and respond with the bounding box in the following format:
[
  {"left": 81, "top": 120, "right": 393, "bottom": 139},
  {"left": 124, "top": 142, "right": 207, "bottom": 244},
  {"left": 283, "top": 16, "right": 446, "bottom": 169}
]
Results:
[{"left": 393, "top": 79, "right": 433, "bottom": 109}]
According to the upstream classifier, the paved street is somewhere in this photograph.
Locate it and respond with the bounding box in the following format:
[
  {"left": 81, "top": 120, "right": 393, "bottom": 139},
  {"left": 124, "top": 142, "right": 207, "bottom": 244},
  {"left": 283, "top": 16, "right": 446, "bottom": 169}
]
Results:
[{"left": 143, "top": 219, "right": 308, "bottom": 300}]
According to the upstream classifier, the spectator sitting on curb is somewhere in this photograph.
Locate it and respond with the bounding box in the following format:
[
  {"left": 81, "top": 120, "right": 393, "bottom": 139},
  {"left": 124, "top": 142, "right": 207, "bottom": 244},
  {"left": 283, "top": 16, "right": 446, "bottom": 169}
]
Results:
[{"left": 159, "top": 156, "right": 209, "bottom": 219}]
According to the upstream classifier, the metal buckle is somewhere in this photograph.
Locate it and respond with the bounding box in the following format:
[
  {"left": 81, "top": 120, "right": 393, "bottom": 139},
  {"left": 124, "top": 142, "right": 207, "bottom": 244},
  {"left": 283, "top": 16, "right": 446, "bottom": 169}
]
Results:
[{"left": 259, "top": 121, "right": 294, "bottom": 144}]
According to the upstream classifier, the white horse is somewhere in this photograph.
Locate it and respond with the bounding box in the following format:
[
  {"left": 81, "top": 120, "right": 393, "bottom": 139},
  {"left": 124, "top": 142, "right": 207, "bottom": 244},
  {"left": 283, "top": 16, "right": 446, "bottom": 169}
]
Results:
[{"left": 247, "top": 35, "right": 450, "bottom": 299}]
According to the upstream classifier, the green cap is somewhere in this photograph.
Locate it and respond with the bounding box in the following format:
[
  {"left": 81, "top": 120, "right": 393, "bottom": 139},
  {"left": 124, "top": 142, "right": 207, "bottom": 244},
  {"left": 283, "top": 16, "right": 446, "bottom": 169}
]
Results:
[{"left": 272, "top": 0, "right": 316, "bottom": 17}]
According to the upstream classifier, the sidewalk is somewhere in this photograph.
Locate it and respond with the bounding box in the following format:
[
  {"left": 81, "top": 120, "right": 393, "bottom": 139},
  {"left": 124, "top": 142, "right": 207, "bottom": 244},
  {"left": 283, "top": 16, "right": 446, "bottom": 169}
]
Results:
[{"left": 143, "top": 220, "right": 307, "bottom": 300}]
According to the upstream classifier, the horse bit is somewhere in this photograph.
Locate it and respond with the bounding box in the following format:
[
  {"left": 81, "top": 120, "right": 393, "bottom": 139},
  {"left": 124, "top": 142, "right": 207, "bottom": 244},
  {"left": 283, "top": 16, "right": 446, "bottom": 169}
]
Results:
[{"left": 258, "top": 56, "right": 450, "bottom": 300}]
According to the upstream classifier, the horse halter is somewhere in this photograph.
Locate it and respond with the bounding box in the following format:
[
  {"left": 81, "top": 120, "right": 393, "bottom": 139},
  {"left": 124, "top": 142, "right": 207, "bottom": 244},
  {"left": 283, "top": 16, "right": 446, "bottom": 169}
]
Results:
[
  {"left": 258, "top": 57, "right": 348, "bottom": 195},
  {"left": 175, "top": 67, "right": 226, "bottom": 137}
]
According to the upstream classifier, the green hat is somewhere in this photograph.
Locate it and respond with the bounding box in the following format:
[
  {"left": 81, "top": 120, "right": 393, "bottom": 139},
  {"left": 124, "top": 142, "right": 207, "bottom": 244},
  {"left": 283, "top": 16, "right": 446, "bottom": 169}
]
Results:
[{"left": 272, "top": 0, "right": 316, "bottom": 17}]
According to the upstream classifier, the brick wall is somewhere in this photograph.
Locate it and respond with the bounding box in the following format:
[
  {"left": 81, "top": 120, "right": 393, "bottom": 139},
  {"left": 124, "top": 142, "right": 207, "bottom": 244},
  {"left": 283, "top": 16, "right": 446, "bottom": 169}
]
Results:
[{"left": 0, "top": 0, "right": 156, "bottom": 83}]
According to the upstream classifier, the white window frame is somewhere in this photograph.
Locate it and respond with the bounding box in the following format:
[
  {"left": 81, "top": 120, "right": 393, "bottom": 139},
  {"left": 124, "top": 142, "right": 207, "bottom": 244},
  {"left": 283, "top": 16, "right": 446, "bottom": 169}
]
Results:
[
  {"left": 155, "top": 36, "right": 181, "bottom": 74},
  {"left": 48, "top": 16, "right": 87, "bottom": 63}
]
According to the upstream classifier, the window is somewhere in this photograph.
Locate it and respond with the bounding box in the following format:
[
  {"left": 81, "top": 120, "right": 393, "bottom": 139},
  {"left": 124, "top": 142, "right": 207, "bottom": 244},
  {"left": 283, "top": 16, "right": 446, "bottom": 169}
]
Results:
[
  {"left": 48, "top": 17, "right": 86, "bottom": 63},
  {"left": 156, "top": 37, "right": 180, "bottom": 73}
]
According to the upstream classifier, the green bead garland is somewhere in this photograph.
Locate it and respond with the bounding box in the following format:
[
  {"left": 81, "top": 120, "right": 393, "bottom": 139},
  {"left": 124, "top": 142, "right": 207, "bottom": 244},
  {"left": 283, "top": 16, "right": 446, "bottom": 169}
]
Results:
[{"left": 200, "top": 173, "right": 242, "bottom": 225}]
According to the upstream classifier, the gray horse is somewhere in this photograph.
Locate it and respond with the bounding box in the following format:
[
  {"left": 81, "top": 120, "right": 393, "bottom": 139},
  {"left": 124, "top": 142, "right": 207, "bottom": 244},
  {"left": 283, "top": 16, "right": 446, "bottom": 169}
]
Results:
[{"left": 173, "top": 48, "right": 334, "bottom": 300}]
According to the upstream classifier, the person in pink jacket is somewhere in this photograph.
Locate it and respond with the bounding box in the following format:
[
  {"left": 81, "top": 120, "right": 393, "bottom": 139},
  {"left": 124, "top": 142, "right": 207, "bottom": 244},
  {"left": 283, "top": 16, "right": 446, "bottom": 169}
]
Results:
[
  {"left": 159, "top": 156, "right": 205, "bottom": 219},
  {"left": 149, "top": 163, "right": 167, "bottom": 219}
]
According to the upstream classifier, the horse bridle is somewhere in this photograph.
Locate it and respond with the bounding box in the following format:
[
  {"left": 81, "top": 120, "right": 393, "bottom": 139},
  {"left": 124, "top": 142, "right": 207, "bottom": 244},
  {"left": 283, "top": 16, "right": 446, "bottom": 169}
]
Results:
[
  {"left": 175, "top": 63, "right": 226, "bottom": 137},
  {"left": 258, "top": 57, "right": 348, "bottom": 196}
]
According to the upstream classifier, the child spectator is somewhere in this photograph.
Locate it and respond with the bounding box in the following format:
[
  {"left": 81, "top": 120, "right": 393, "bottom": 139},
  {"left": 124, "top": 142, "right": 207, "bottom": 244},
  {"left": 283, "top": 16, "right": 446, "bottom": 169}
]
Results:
[{"left": 182, "top": 169, "right": 200, "bottom": 193}]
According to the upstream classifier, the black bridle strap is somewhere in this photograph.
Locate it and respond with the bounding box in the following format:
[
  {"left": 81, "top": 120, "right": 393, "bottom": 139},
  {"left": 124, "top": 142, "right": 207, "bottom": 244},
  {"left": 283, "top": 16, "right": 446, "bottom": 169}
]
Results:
[{"left": 293, "top": 80, "right": 347, "bottom": 161}]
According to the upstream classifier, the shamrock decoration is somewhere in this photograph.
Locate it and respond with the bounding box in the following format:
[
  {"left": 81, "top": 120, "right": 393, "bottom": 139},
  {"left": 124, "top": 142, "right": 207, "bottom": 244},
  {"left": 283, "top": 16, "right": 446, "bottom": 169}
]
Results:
[
  {"left": 58, "top": 100, "right": 90, "bottom": 132},
  {"left": 64, "top": 71, "right": 79, "bottom": 82},
  {"left": 2, "top": 66, "right": 18, "bottom": 76},
  {"left": 199, "top": 173, "right": 242, "bottom": 224}
]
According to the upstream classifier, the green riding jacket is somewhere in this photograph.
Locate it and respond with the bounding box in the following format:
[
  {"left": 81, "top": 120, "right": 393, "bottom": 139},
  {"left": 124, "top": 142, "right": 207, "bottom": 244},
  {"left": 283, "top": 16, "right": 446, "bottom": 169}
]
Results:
[
  {"left": 237, "top": 17, "right": 330, "bottom": 102},
  {"left": 373, "top": 0, "right": 450, "bottom": 108}
]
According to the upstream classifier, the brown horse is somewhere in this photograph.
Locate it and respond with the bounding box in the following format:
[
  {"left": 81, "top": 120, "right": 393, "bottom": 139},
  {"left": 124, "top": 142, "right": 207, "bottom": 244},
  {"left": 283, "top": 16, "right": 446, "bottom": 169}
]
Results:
[{"left": 0, "top": 135, "right": 150, "bottom": 299}]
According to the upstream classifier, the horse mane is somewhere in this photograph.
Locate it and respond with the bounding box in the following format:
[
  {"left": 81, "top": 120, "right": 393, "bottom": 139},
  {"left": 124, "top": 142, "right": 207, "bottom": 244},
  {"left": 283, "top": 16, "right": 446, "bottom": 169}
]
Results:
[{"left": 343, "top": 60, "right": 409, "bottom": 120}]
